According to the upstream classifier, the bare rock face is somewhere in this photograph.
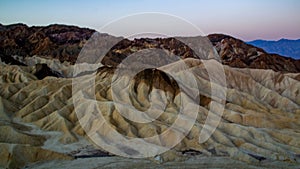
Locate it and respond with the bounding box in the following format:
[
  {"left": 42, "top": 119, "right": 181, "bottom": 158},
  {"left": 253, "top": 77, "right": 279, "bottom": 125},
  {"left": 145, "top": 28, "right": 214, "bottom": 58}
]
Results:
[
  {"left": 101, "top": 37, "right": 198, "bottom": 67},
  {"left": 0, "top": 58, "right": 300, "bottom": 168},
  {"left": 0, "top": 23, "right": 300, "bottom": 168},
  {"left": 0, "top": 143, "right": 73, "bottom": 169},
  {"left": 33, "top": 63, "right": 63, "bottom": 79},
  {"left": 208, "top": 34, "right": 300, "bottom": 72},
  {"left": 1, "top": 24, "right": 299, "bottom": 73},
  {"left": 0, "top": 23, "right": 96, "bottom": 64}
]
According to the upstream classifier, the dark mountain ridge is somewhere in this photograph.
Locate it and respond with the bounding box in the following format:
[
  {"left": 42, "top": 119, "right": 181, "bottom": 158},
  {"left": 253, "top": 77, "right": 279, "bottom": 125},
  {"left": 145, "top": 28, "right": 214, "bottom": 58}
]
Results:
[{"left": 0, "top": 23, "right": 299, "bottom": 73}]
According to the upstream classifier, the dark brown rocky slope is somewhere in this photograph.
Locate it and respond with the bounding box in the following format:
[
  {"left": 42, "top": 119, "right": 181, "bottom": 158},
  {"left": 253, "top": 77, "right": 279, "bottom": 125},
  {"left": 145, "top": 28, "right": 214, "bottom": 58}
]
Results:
[
  {"left": 0, "top": 23, "right": 299, "bottom": 72},
  {"left": 208, "top": 34, "right": 300, "bottom": 72}
]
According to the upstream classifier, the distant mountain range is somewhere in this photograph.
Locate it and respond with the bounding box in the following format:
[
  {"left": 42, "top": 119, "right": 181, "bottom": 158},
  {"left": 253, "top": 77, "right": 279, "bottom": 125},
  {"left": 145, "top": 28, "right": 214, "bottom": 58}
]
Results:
[
  {"left": 1, "top": 23, "right": 300, "bottom": 169},
  {"left": 247, "top": 39, "right": 300, "bottom": 59},
  {"left": 0, "top": 23, "right": 299, "bottom": 73}
]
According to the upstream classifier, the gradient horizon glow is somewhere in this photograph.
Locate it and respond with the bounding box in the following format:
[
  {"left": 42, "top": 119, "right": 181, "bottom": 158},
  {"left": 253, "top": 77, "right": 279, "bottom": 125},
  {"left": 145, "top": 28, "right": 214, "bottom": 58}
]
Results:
[{"left": 0, "top": 0, "right": 299, "bottom": 41}]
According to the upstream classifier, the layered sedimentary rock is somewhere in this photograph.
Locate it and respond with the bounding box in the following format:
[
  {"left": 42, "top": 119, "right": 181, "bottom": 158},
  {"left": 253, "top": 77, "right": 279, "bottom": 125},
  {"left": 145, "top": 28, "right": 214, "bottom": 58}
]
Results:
[
  {"left": 0, "top": 57, "right": 299, "bottom": 168},
  {"left": 0, "top": 23, "right": 299, "bottom": 168},
  {"left": 208, "top": 34, "right": 300, "bottom": 72},
  {"left": 0, "top": 23, "right": 95, "bottom": 64},
  {"left": 1, "top": 24, "right": 299, "bottom": 72}
]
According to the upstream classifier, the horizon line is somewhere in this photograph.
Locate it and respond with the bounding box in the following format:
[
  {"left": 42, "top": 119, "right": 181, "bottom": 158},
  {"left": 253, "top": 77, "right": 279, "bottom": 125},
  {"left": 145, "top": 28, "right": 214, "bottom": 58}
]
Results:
[{"left": 1, "top": 22, "right": 300, "bottom": 42}]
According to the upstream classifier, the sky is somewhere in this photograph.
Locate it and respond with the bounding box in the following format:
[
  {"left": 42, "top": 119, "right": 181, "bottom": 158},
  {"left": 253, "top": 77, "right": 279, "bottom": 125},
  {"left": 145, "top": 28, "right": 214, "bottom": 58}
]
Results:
[{"left": 0, "top": 0, "right": 300, "bottom": 41}]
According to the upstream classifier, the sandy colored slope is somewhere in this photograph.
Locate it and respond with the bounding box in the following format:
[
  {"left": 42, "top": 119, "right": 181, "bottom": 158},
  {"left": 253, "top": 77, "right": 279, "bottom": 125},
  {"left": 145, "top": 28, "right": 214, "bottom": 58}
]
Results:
[
  {"left": 26, "top": 156, "right": 300, "bottom": 169},
  {"left": 0, "top": 59, "right": 299, "bottom": 168}
]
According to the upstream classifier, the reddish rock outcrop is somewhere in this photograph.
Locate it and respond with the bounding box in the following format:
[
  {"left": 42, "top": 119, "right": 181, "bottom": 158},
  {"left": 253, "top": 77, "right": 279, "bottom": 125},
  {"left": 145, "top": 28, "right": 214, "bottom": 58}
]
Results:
[
  {"left": 0, "top": 23, "right": 95, "bottom": 64},
  {"left": 208, "top": 34, "right": 300, "bottom": 73},
  {"left": 1, "top": 24, "right": 299, "bottom": 72}
]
